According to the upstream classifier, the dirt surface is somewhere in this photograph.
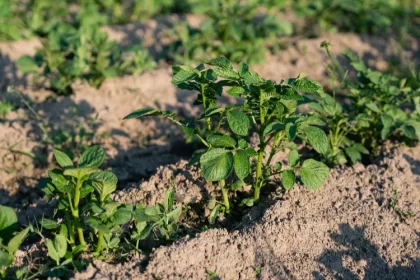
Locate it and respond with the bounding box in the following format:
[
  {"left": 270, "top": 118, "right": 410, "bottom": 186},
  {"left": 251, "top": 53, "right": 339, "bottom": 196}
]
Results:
[
  {"left": 69, "top": 145, "right": 420, "bottom": 280},
  {"left": 1, "top": 18, "right": 420, "bottom": 280}
]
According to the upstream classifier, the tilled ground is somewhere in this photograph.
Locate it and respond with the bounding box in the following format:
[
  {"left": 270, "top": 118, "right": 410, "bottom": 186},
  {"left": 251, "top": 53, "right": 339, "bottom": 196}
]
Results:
[{"left": 1, "top": 23, "right": 419, "bottom": 279}]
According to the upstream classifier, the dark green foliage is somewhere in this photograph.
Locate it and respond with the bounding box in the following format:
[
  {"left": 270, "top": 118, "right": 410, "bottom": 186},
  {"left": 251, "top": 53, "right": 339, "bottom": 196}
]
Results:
[{"left": 125, "top": 57, "right": 330, "bottom": 218}]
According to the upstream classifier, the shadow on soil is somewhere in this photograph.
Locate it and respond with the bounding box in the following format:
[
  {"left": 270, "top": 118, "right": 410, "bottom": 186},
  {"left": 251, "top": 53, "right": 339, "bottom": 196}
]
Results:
[{"left": 313, "top": 224, "right": 420, "bottom": 280}]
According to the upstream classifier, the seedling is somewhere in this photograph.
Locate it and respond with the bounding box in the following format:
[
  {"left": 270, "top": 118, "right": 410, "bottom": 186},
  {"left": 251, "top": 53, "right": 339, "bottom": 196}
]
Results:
[
  {"left": 132, "top": 187, "right": 183, "bottom": 246},
  {"left": 390, "top": 190, "right": 415, "bottom": 222},
  {"left": 0, "top": 205, "right": 32, "bottom": 279},
  {"left": 125, "top": 57, "right": 329, "bottom": 215},
  {"left": 42, "top": 145, "right": 134, "bottom": 257}
]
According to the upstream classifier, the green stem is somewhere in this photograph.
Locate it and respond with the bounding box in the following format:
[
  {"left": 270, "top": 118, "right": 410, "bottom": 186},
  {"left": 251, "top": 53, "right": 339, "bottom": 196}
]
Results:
[
  {"left": 254, "top": 145, "right": 265, "bottom": 202},
  {"left": 73, "top": 177, "right": 86, "bottom": 247},
  {"left": 220, "top": 180, "right": 230, "bottom": 214},
  {"left": 200, "top": 84, "right": 211, "bottom": 132},
  {"left": 95, "top": 232, "right": 104, "bottom": 255}
]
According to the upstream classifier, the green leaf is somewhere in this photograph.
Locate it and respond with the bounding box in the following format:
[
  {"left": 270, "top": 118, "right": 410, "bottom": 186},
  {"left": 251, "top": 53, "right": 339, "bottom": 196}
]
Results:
[
  {"left": 16, "top": 56, "right": 39, "bottom": 73},
  {"left": 63, "top": 167, "right": 98, "bottom": 180},
  {"left": 366, "top": 102, "right": 380, "bottom": 113},
  {"left": 288, "top": 78, "right": 322, "bottom": 93},
  {"left": 0, "top": 250, "right": 12, "bottom": 268},
  {"left": 7, "top": 226, "right": 30, "bottom": 254},
  {"left": 46, "top": 234, "right": 67, "bottom": 264},
  {"left": 226, "top": 86, "right": 245, "bottom": 97},
  {"left": 200, "top": 148, "right": 234, "bottom": 181},
  {"left": 301, "top": 126, "right": 329, "bottom": 155},
  {"left": 281, "top": 87, "right": 303, "bottom": 100},
  {"left": 171, "top": 65, "right": 199, "bottom": 84},
  {"left": 263, "top": 122, "right": 284, "bottom": 136},
  {"left": 300, "top": 159, "right": 329, "bottom": 190},
  {"left": 48, "top": 170, "right": 72, "bottom": 193},
  {"left": 230, "top": 180, "right": 244, "bottom": 191},
  {"left": 234, "top": 150, "right": 250, "bottom": 180},
  {"left": 209, "top": 205, "right": 220, "bottom": 225},
  {"left": 91, "top": 171, "right": 118, "bottom": 202},
  {"left": 207, "top": 134, "right": 236, "bottom": 148},
  {"left": 227, "top": 110, "right": 249, "bottom": 136},
  {"left": 205, "top": 57, "right": 232, "bottom": 69},
  {"left": 0, "top": 205, "right": 18, "bottom": 243},
  {"left": 53, "top": 149, "right": 73, "bottom": 169},
  {"left": 285, "top": 123, "right": 296, "bottom": 141},
  {"left": 245, "top": 148, "right": 258, "bottom": 157},
  {"left": 78, "top": 146, "right": 105, "bottom": 168},
  {"left": 288, "top": 149, "right": 300, "bottom": 167},
  {"left": 167, "top": 207, "right": 182, "bottom": 223},
  {"left": 282, "top": 170, "right": 296, "bottom": 190},
  {"left": 40, "top": 218, "right": 59, "bottom": 230},
  {"left": 124, "top": 108, "right": 163, "bottom": 119},
  {"left": 113, "top": 209, "right": 133, "bottom": 225},
  {"left": 164, "top": 187, "right": 175, "bottom": 212},
  {"left": 401, "top": 125, "right": 418, "bottom": 140}
]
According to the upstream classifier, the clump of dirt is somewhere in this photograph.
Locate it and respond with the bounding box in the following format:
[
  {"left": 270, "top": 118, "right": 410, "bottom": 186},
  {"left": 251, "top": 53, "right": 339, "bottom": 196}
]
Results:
[{"left": 71, "top": 145, "right": 420, "bottom": 280}]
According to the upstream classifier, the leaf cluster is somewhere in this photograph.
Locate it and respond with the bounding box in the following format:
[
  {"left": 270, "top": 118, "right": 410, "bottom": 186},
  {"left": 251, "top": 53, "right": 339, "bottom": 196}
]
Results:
[
  {"left": 17, "top": 24, "right": 155, "bottom": 94},
  {"left": 168, "top": 0, "right": 293, "bottom": 64},
  {"left": 132, "top": 187, "right": 182, "bottom": 244},
  {"left": 39, "top": 145, "right": 183, "bottom": 268},
  {"left": 0, "top": 205, "right": 31, "bottom": 279},
  {"left": 125, "top": 57, "right": 330, "bottom": 217},
  {"left": 311, "top": 43, "right": 420, "bottom": 165}
]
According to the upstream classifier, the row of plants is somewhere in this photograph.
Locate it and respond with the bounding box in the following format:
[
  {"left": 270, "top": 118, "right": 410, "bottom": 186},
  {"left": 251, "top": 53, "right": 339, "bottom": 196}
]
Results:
[
  {"left": 5, "top": 0, "right": 419, "bottom": 94},
  {"left": 1, "top": 49, "right": 419, "bottom": 278},
  {"left": 2, "top": 0, "right": 418, "bottom": 42}
]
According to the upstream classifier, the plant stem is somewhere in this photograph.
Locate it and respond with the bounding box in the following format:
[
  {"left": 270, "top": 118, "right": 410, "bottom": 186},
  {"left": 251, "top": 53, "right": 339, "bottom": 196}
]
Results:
[
  {"left": 220, "top": 180, "right": 230, "bottom": 214},
  {"left": 200, "top": 84, "right": 211, "bottom": 132},
  {"left": 254, "top": 144, "right": 264, "bottom": 202},
  {"left": 95, "top": 231, "right": 104, "bottom": 255},
  {"left": 73, "top": 176, "right": 86, "bottom": 247}
]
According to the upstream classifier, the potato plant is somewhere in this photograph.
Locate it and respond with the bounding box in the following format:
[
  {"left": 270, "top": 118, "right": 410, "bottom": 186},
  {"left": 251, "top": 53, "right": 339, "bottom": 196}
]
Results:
[
  {"left": 309, "top": 42, "right": 420, "bottom": 165},
  {"left": 125, "top": 57, "right": 329, "bottom": 214},
  {"left": 17, "top": 24, "right": 155, "bottom": 94},
  {"left": 168, "top": 0, "right": 293, "bottom": 64},
  {"left": 0, "top": 205, "right": 31, "bottom": 279}
]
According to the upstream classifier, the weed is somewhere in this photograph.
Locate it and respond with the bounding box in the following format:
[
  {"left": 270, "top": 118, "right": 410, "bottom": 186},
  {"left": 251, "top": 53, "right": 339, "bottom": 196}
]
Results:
[
  {"left": 390, "top": 189, "right": 415, "bottom": 222},
  {"left": 125, "top": 57, "right": 329, "bottom": 217}
]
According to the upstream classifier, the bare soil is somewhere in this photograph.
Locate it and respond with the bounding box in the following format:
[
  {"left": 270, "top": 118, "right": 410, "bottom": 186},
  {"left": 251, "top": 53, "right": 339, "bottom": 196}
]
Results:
[{"left": 1, "top": 19, "right": 419, "bottom": 279}]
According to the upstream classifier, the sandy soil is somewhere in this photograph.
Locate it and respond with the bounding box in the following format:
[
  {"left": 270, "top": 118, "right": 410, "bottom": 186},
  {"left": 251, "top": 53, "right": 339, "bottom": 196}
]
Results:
[
  {"left": 69, "top": 145, "right": 419, "bottom": 280},
  {"left": 1, "top": 17, "right": 419, "bottom": 279}
]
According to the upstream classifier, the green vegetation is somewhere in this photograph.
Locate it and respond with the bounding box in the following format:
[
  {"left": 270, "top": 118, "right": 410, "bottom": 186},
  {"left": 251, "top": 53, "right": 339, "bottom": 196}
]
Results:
[
  {"left": 168, "top": 0, "right": 293, "bottom": 64},
  {"left": 310, "top": 42, "right": 420, "bottom": 165},
  {"left": 17, "top": 24, "right": 155, "bottom": 94},
  {"left": 34, "top": 145, "right": 183, "bottom": 276},
  {"left": 0, "top": 205, "right": 31, "bottom": 278},
  {"left": 125, "top": 57, "right": 330, "bottom": 214}
]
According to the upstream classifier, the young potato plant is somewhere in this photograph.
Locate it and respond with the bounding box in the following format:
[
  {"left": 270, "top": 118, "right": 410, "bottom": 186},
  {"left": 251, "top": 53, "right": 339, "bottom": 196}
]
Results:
[
  {"left": 0, "top": 205, "right": 32, "bottom": 279},
  {"left": 17, "top": 24, "right": 155, "bottom": 94},
  {"left": 124, "top": 57, "right": 329, "bottom": 215},
  {"left": 131, "top": 187, "right": 182, "bottom": 248},
  {"left": 310, "top": 42, "right": 420, "bottom": 165},
  {"left": 168, "top": 0, "right": 292, "bottom": 64},
  {"left": 41, "top": 146, "right": 133, "bottom": 258}
]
